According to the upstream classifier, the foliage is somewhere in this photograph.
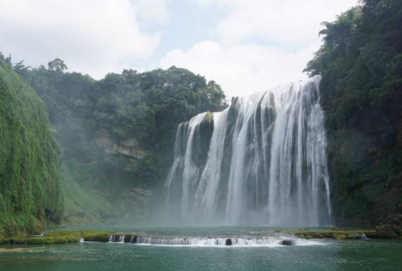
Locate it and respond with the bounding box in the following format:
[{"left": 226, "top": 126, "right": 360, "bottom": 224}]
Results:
[
  {"left": 306, "top": 0, "right": 402, "bottom": 225},
  {"left": 7, "top": 57, "right": 227, "bottom": 223},
  {"left": 305, "top": 0, "right": 402, "bottom": 130},
  {"left": 0, "top": 59, "right": 63, "bottom": 236}
]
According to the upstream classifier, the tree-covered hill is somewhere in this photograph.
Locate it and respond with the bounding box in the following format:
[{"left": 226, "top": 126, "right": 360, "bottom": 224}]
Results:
[
  {"left": 0, "top": 58, "right": 63, "bottom": 236},
  {"left": 306, "top": 0, "right": 402, "bottom": 227},
  {"left": 7, "top": 56, "right": 227, "bottom": 224}
]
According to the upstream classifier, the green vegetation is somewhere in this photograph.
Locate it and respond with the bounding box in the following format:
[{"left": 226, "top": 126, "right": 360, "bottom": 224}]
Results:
[
  {"left": 306, "top": 0, "right": 402, "bottom": 225},
  {"left": 0, "top": 58, "right": 62, "bottom": 237},
  {"left": 3, "top": 56, "right": 227, "bottom": 225},
  {"left": 61, "top": 164, "right": 113, "bottom": 225}
]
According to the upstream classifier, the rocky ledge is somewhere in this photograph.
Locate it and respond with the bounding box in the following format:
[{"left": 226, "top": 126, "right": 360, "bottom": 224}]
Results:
[
  {"left": 1, "top": 228, "right": 401, "bottom": 246},
  {"left": 276, "top": 229, "right": 377, "bottom": 240}
]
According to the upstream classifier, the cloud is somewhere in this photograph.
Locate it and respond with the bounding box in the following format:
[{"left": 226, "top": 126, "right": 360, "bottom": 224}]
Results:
[
  {"left": 160, "top": 40, "right": 319, "bottom": 98},
  {"left": 0, "top": 0, "right": 359, "bottom": 97},
  {"left": 160, "top": 0, "right": 358, "bottom": 98},
  {"left": 195, "top": 0, "right": 358, "bottom": 45},
  {"left": 132, "top": 0, "right": 170, "bottom": 24},
  {"left": 0, "top": 0, "right": 168, "bottom": 78}
]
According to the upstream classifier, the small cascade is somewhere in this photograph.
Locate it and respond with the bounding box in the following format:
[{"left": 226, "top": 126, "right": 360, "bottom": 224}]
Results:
[
  {"left": 80, "top": 234, "right": 326, "bottom": 247},
  {"left": 129, "top": 235, "right": 138, "bottom": 244},
  {"left": 132, "top": 236, "right": 282, "bottom": 246},
  {"left": 127, "top": 236, "right": 323, "bottom": 247},
  {"left": 109, "top": 235, "right": 125, "bottom": 243},
  {"left": 164, "top": 76, "right": 332, "bottom": 227}
]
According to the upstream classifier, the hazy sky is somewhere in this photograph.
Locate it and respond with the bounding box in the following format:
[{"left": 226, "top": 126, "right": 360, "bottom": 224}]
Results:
[{"left": 0, "top": 0, "right": 358, "bottom": 97}]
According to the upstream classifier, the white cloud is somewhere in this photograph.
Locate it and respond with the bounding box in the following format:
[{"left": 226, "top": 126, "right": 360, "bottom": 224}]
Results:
[
  {"left": 0, "top": 0, "right": 359, "bottom": 97},
  {"left": 160, "top": 40, "right": 319, "bottom": 98},
  {"left": 160, "top": 0, "right": 358, "bottom": 98},
  {"left": 0, "top": 0, "right": 168, "bottom": 78},
  {"left": 195, "top": 0, "right": 358, "bottom": 45},
  {"left": 132, "top": 0, "right": 170, "bottom": 24}
]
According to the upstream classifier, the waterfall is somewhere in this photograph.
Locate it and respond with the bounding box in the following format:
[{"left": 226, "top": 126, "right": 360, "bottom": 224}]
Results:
[{"left": 165, "top": 76, "right": 331, "bottom": 227}]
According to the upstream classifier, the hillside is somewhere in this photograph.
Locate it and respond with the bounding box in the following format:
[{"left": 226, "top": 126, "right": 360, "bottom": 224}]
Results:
[
  {"left": 0, "top": 58, "right": 63, "bottom": 236},
  {"left": 306, "top": 0, "right": 402, "bottom": 229},
  {"left": 13, "top": 60, "right": 227, "bottom": 224}
]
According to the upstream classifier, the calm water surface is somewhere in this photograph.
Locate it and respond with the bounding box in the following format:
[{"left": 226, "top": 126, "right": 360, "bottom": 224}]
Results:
[{"left": 1, "top": 227, "right": 401, "bottom": 271}]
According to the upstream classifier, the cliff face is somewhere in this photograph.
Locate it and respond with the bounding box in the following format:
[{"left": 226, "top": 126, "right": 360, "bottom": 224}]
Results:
[
  {"left": 326, "top": 108, "right": 402, "bottom": 226},
  {"left": 0, "top": 60, "right": 63, "bottom": 236},
  {"left": 94, "top": 130, "right": 148, "bottom": 159}
]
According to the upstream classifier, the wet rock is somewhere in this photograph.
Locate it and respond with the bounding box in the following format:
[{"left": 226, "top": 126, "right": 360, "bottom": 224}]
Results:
[
  {"left": 280, "top": 240, "right": 296, "bottom": 246},
  {"left": 130, "top": 236, "right": 138, "bottom": 244},
  {"left": 330, "top": 233, "right": 346, "bottom": 240},
  {"left": 82, "top": 232, "right": 111, "bottom": 242},
  {"left": 225, "top": 239, "right": 233, "bottom": 246},
  {"left": 346, "top": 233, "right": 367, "bottom": 240},
  {"left": 124, "top": 235, "right": 132, "bottom": 243},
  {"left": 110, "top": 235, "right": 124, "bottom": 242},
  {"left": 8, "top": 239, "right": 27, "bottom": 245}
]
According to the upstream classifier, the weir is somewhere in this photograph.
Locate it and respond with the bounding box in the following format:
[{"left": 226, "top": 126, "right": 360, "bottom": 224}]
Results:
[
  {"left": 165, "top": 76, "right": 331, "bottom": 227},
  {"left": 89, "top": 234, "right": 321, "bottom": 247}
]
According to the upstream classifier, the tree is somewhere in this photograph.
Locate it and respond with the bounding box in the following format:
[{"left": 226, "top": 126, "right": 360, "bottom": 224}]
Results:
[{"left": 48, "top": 58, "right": 68, "bottom": 73}]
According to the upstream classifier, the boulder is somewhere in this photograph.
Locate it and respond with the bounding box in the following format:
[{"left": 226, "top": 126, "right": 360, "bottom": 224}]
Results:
[
  {"left": 280, "top": 240, "right": 296, "bottom": 246},
  {"left": 225, "top": 239, "right": 233, "bottom": 246}
]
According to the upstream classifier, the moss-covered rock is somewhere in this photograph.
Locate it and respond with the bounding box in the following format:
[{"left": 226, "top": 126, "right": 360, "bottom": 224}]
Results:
[
  {"left": 81, "top": 231, "right": 112, "bottom": 242},
  {"left": 277, "top": 229, "right": 376, "bottom": 240},
  {"left": 26, "top": 236, "right": 79, "bottom": 244}
]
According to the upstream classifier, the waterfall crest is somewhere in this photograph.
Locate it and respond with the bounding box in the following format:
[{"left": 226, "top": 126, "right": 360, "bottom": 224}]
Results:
[{"left": 165, "top": 76, "right": 331, "bottom": 227}]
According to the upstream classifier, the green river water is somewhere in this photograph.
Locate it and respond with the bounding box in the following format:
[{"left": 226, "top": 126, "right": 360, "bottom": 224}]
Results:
[{"left": 1, "top": 227, "right": 401, "bottom": 271}]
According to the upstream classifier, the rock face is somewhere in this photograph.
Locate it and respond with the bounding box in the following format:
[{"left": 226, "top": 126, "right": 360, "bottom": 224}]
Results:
[
  {"left": 94, "top": 130, "right": 148, "bottom": 159},
  {"left": 376, "top": 215, "right": 402, "bottom": 238},
  {"left": 326, "top": 108, "right": 402, "bottom": 226}
]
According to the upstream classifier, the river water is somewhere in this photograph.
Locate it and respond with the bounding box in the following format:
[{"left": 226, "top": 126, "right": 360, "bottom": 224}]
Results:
[{"left": 1, "top": 227, "right": 401, "bottom": 271}]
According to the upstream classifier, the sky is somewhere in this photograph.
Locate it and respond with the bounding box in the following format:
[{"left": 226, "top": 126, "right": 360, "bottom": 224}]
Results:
[{"left": 0, "top": 0, "right": 358, "bottom": 98}]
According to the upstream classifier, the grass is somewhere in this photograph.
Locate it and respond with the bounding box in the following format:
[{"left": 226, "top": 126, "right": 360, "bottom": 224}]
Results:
[{"left": 61, "top": 164, "right": 114, "bottom": 225}]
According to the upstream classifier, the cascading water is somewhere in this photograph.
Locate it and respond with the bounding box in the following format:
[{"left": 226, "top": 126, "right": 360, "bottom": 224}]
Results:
[
  {"left": 165, "top": 76, "right": 331, "bottom": 227},
  {"left": 81, "top": 234, "right": 325, "bottom": 247}
]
